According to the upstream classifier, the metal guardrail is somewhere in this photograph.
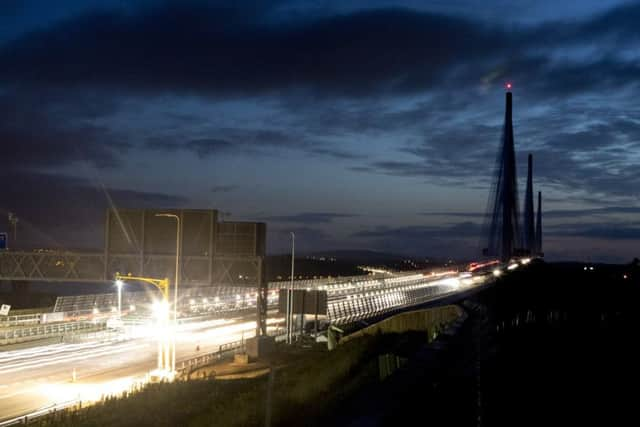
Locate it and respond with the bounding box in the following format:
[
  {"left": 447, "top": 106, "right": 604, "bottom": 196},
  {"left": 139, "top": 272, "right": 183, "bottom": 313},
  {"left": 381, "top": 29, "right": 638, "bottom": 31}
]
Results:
[
  {"left": 0, "top": 321, "right": 106, "bottom": 345},
  {"left": 327, "top": 274, "right": 493, "bottom": 326},
  {"left": 176, "top": 339, "right": 245, "bottom": 375},
  {"left": 0, "top": 400, "right": 79, "bottom": 427},
  {"left": 0, "top": 313, "right": 43, "bottom": 327},
  {"left": 53, "top": 286, "right": 276, "bottom": 314},
  {"left": 176, "top": 328, "right": 289, "bottom": 375},
  {"left": 51, "top": 270, "right": 427, "bottom": 315}
]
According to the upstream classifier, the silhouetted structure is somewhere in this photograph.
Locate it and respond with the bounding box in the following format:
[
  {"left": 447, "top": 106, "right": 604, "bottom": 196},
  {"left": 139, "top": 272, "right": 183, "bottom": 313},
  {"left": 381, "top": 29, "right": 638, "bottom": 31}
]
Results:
[
  {"left": 523, "top": 154, "right": 535, "bottom": 254},
  {"left": 483, "top": 88, "right": 520, "bottom": 261},
  {"left": 535, "top": 191, "right": 543, "bottom": 255}
]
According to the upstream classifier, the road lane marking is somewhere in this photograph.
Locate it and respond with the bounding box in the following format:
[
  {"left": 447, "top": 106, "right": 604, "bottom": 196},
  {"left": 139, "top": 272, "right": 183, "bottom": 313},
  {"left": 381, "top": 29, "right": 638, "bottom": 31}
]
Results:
[{"left": 0, "top": 343, "right": 150, "bottom": 375}]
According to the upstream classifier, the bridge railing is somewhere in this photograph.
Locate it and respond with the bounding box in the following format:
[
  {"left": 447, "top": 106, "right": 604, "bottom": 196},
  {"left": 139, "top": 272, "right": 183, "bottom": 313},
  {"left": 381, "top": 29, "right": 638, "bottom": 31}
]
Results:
[{"left": 0, "top": 321, "right": 107, "bottom": 346}]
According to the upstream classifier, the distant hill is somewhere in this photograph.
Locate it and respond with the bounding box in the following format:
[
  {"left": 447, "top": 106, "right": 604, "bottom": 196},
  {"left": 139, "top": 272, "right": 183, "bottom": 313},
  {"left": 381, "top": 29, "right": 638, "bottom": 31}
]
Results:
[
  {"left": 265, "top": 250, "right": 454, "bottom": 279},
  {"left": 305, "top": 250, "right": 407, "bottom": 263}
]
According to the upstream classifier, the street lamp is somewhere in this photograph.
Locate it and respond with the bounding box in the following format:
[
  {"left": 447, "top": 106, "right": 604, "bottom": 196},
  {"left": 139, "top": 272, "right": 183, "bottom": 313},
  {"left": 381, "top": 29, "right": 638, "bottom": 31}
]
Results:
[
  {"left": 155, "top": 213, "right": 180, "bottom": 373},
  {"left": 287, "top": 232, "right": 295, "bottom": 344},
  {"left": 115, "top": 273, "right": 171, "bottom": 377},
  {"left": 115, "top": 279, "right": 124, "bottom": 320}
]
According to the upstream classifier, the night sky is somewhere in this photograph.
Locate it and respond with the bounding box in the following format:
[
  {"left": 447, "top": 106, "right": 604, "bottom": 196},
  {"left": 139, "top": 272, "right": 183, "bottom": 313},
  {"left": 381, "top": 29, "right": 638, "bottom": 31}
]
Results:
[{"left": 1, "top": 0, "right": 639, "bottom": 262}]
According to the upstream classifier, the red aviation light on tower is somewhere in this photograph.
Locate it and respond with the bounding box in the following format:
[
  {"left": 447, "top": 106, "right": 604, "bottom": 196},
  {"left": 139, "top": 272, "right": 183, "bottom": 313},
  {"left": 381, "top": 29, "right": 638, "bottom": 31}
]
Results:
[{"left": 505, "top": 82, "right": 513, "bottom": 91}]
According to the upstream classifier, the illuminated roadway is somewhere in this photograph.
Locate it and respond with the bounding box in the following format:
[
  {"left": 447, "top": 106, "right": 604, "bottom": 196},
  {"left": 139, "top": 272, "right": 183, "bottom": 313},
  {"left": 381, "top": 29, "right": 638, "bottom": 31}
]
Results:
[
  {"left": 0, "top": 260, "right": 527, "bottom": 423},
  {"left": 0, "top": 314, "right": 277, "bottom": 422}
]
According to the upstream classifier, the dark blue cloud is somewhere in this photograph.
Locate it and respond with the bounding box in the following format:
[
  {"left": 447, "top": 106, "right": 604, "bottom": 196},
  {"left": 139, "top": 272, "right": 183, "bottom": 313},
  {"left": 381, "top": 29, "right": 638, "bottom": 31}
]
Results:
[
  {"left": 1, "top": 0, "right": 640, "bottom": 261},
  {"left": 263, "top": 212, "right": 359, "bottom": 224}
]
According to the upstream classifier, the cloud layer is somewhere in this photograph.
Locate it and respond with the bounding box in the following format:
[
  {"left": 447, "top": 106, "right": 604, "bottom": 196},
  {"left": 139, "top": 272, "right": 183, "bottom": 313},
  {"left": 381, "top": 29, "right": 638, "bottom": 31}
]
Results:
[{"left": 1, "top": 0, "right": 639, "bottom": 261}]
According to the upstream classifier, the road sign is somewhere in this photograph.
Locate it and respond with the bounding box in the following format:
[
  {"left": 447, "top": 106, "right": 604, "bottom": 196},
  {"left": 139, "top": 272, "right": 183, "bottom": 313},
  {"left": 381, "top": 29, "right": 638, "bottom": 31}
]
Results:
[
  {"left": 278, "top": 289, "right": 327, "bottom": 315},
  {"left": 0, "top": 304, "right": 10, "bottom": 316},
  {"left": 0, "top": 232, "right": 7, "bottom": 250}
]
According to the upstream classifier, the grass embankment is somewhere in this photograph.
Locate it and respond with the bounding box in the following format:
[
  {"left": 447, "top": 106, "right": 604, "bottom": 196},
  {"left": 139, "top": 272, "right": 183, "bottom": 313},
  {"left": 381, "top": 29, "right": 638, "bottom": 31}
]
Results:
[{"left": 35, "top": 310, "right": 459, "bottom": 427}]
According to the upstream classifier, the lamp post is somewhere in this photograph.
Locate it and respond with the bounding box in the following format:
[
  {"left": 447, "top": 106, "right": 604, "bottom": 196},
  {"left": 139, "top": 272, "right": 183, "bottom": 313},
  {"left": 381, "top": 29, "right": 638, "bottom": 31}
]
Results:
[
  {"left": 115, "top": 273, "right": 170, "bottom": 375},
  {"left": 115, "top": 279, "right": 124, "bottom": 320},
  {"left": 287, "top": 232, "right": 295, "bottom": 344},
  {"left": 155, "top": 213, "right": 180, "bottom": 373}
]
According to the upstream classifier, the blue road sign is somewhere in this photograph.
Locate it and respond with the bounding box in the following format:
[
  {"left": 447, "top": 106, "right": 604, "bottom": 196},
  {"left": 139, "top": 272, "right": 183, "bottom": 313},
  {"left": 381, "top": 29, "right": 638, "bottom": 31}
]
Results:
[{"left": 0, "top": 232, "right": 7, "bottom": 250}]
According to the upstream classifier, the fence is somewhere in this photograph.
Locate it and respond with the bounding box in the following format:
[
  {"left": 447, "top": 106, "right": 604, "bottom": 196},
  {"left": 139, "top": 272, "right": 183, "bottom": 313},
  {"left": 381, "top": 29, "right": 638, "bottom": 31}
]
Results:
[
  {"left": 0, "top": 313, "right": 42, "bottom": 327},
  {"left": 0, "top": 321, "right": 106, "bottom": 346}
]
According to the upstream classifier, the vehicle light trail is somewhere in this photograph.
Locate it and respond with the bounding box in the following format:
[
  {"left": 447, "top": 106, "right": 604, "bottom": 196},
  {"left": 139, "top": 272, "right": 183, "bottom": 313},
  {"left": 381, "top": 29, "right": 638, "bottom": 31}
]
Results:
[{"left": 0, "top": 259, "right": 532, "bottom": 422}]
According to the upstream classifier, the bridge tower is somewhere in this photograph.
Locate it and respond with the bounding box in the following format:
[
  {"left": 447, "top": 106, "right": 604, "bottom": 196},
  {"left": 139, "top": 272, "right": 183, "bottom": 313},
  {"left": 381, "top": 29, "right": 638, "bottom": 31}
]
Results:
[
  {"left": 523, "top": 154, "right": 535, "bottom": 254},
  {"left": 483, "top": 85, "right": 521, "bottom": 261},
  {"left": 535, "top": 191, "right": 542, "bottom": 255}
]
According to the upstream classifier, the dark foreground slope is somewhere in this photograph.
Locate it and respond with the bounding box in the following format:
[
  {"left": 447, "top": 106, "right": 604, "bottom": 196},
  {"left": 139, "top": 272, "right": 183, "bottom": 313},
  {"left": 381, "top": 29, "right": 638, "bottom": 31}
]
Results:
[{"left": 319, "top": 260, "right": 640, "bottom": 427}]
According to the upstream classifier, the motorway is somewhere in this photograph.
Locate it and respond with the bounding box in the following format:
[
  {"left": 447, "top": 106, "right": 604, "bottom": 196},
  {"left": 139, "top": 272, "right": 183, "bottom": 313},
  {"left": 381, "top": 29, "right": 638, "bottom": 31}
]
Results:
[
  {"left": 0, "top": 260, "right": 524, "bottom": 423},
  {"left": 0, "top": 314, "right": 279, "bottom": 422}
]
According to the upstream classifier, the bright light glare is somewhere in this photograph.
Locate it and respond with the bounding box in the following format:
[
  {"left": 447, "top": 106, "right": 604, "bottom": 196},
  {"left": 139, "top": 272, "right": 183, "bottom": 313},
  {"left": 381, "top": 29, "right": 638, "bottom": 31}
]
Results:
[
  {"left": 148, "top": 368, "right": 175, "bottom": 383},
  {"left": 507, "top": 263, "right": 518, "bottom": 270},
  {"left": 493, "top": 269, "right": 502, "bottom": 277},
  {"left": 152, "top": 300, "right": 169, "bottom": 319},
  {"left": 521, "top": 258, "right": 531, "bottom": 265},
  {"left": 440, "top": 278, "right": 460, "bottom": 288},
  {"left": 39, "top": 376, "right": 136, "bottom": 406},
  {"left": 115, "top": 280, "right": 124, "bottom": 289}
]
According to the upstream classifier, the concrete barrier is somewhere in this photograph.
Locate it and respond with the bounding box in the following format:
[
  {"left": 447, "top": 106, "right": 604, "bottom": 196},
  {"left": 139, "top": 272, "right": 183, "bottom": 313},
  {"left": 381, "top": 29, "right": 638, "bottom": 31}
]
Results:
[{"left": 340, "top": 305, "right": 463, "bottom": 344}]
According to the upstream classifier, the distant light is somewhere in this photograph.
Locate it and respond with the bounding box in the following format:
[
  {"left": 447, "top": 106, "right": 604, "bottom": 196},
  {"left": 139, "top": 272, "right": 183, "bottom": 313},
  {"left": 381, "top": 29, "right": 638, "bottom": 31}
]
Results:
[
  {"left": 589, "top": 266, "right": 594, "bottom": 271},
  {"left": 202, "top": 298, "right": 208, "bottom": 304},
  {"left": 129, "top": 305, "right": 136, "bottom": 312},
  {"left": 506, "top": 82, "right": 512, "bottom": 90},
  {"left": 189, "top": 299, "right": 195, "bottom": 305},
  {"left": 115, "top": 280, "right": 124, "bottom": 289},
  {"left": 623, "top": 274, "right": 628, "bottom": 279},
  {"left": 93, "top": 307, "right": 99, "bottom": 314},
  {"left": 493, "top": 269, "right": 502, "bottom": 277},
  {"left": 441, "top": 278, "right": 460, "bottom": 288}
]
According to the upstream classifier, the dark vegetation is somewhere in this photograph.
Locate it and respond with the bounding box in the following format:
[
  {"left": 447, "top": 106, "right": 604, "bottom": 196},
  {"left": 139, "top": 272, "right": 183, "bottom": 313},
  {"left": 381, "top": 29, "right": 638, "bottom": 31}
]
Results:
[
  {"left": 477, "top": 259, "right": 640, "bottom": 426},
  {"left": 307, "top": 259, "right": 640, "bottom": 426},
  {"left": 33, "top": 332, "right": 434, "bottom": 427}
]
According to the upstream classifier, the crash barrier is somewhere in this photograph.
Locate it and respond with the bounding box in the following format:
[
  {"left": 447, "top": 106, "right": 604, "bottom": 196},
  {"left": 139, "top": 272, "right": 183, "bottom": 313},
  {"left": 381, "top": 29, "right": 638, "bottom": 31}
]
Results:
[{"left": 340, "top": 305, "right": 464, "bottom": 344}]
